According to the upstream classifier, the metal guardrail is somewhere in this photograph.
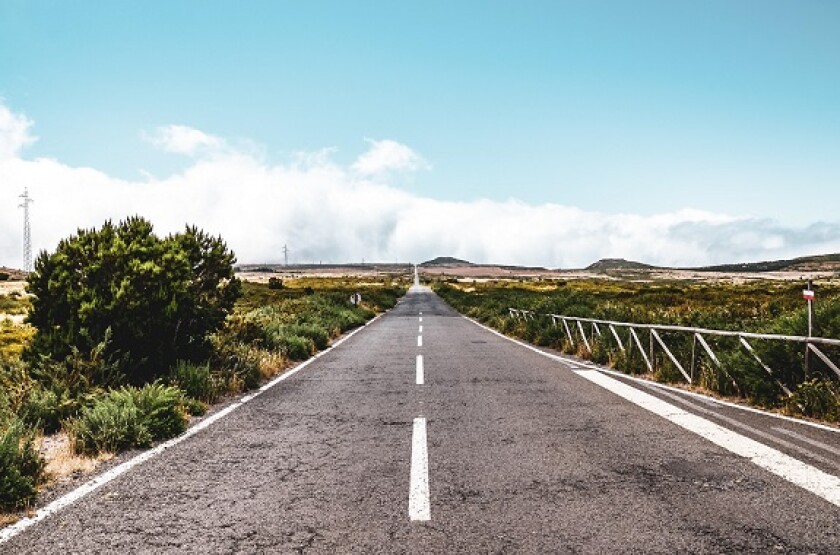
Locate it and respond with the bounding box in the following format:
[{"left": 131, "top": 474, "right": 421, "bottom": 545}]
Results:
[{"left": 507, "top": 308, "right": 840, "bottom": 396}]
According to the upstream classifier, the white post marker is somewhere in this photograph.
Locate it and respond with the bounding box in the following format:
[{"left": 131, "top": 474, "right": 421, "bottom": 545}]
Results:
[
  {"left": 418, "top": 335, "right": 423, "bottom": 347},
  {"left": 409, "top": 417, "right": 431, "bottom": 521},
  {"left": 416, "top": 354, "right": 424, "bottom": 385}
]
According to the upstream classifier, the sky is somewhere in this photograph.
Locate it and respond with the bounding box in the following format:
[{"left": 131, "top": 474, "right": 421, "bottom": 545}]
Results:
[{"left": 1, "top": 1, "right": 839, "bottom": 268}]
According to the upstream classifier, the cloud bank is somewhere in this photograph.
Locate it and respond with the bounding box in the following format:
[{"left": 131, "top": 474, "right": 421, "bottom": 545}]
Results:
[{"left": 1, "top": 103, "right": 839, "bottom": 269}]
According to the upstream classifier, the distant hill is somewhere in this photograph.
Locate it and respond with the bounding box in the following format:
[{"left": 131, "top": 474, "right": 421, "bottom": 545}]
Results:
[
  {"left": 421, "top": 257, "right": 472, "bottom": 266},
  {"left": 695, "top": 253, "right": 840, "bottom": 273},
  {"left": 0, "top": 266, "right": 27, "bottom": 280},
  {"left": 586, "top": 258, "right": 657, "bottom": 272}
]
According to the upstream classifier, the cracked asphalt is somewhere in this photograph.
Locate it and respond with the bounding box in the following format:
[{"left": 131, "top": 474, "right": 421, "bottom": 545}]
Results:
[{"left": 4, "top": 287, "right": 840, "bottom": 553}]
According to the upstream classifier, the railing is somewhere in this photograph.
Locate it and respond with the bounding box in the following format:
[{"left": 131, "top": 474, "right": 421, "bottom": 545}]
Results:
[{"left": 507, "top": 308, "right": 840, "bottom": 396}]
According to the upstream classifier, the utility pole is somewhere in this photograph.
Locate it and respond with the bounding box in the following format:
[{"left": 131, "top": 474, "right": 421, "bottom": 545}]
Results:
[
  {"left": 18, "top": 188, "right": 33, "bottom": 272},
  {"left": 283, "top": 244, "right": 289, "bottom": 266}
]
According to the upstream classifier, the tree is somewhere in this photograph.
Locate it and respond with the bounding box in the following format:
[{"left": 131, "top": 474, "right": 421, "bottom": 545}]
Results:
[{"left": 26, "top": 217, "right": 241, "bottom": 384}]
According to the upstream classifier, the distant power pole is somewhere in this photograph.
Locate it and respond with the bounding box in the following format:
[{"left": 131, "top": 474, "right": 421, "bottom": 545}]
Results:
[
  {"left": 283, "top": 244, "right": 289, "bottom": 266},
  {"left": 18, "top": 188, "right": 33, "bottom": 272}
]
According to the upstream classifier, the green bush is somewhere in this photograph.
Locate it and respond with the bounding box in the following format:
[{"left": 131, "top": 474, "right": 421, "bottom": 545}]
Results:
[
  {"left": 19, "top": 387, "right": 70, "bottom": 434},
  {"left": 69, "top": 393, "right": 151, "bottom": 455},
  {"left": 274, "top": 333, "right": 313, "bottom": 361},
  {"left": 26, "top": 217, "right": 241, "bottom": 385},
  {"left": 130, "top": 384, "right": 188, "bottom": 441},
  {"left": 170, "top": 360, "right": 216, "bottom": 403},
  {"left": 789, "top": 377, "right": 840, "bottom": 422},
  {"left": 0, "top": 419, "right": 45, "bottom": 510},
  {"left": 69, "top": 384, "right": 187, "bottom": 455},
  {"left": 211, "top": 339, "right": 263, "bottom": 392}
]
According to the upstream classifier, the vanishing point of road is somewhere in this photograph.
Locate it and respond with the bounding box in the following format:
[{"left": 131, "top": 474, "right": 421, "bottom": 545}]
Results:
[{"left": 3, "top": 286, "right": 840, "bottom": 553}]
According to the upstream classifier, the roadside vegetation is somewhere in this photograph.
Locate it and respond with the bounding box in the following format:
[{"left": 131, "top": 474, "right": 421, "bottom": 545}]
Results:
[
  {"left": 434, "top": 278, "right": 840, "bottom": 422},
  {"left": 0, "top": 217, "right": 406, "bottom": 517}
]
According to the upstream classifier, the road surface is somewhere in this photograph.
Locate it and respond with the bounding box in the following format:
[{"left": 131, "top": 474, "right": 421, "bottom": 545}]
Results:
[{"left": 3, "top": 286, "right": 840, "bottom": 553}]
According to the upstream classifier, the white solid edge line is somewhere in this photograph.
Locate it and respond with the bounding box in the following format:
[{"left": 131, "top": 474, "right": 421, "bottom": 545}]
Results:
[
  {"left": 417, "top": 335, "right": 423, "bottom": 347},
  {"left": 0, "top": 312, "right": 386, "bottom": 544},
  {"left": 464, "top": 316, "right": 840, "bottom": 435},
  {"left": 409, "top": 417, "right": 431, "bottom": 521},
  {"left": 416, "top": 354, "right": 424, "bottom": 385},
  {"left": 574, "top": 369, "right": 840, "bottom": 507}
]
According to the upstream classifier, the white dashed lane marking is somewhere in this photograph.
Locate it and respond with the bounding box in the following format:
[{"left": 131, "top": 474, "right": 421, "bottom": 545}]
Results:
[
  {"left": 416, "top": 354, "right": 424, "bottom": 385},
  {"left": 409, "top": 417, "right": 431, "bottom": 521}
]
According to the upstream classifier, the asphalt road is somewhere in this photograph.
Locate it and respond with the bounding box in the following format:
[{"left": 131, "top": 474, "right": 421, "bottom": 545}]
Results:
[{"left": 4, "top": 286, "right": 840, "bottom": 553}]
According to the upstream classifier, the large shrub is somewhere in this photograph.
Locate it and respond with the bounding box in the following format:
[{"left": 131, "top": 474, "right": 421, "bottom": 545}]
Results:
[{"left": 26, "top": 217, "right": 241, "bottom": 384}]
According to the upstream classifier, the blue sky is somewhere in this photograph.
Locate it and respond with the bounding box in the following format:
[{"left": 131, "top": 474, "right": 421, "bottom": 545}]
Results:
[{"left": 1, "top": 1, "right": 839, "bottom": 267}]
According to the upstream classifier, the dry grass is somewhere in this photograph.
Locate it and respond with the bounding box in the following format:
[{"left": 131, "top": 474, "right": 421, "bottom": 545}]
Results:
[
  {"left": 258, "top": 351, "right": 287, "bottom": 381},
  {"left": 37, "top": 433, "right": 112, "bottom": 487}
]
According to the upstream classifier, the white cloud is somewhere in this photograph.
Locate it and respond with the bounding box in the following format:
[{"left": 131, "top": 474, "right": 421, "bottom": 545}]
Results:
[
  {"left": 0, "top": 103, "right": 36, "bottom": 160},
  {"left": 1, "top": 102, "right": 840, "bottom": 269},
  {"left": 352, "top": 138, "right": 430, "bottom": 175},
  {"left": 144, "top": 124, "right": 224, "bottom": 156}
]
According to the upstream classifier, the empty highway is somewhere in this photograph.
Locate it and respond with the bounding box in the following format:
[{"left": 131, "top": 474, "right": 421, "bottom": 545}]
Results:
[{"left": 3, "top": 286, "right": 840, "bottom": 553}]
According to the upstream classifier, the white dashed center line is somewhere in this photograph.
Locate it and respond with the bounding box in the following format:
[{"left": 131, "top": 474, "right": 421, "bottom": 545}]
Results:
[
  {"left": 419, "top": 325, "right": 423, "bottom": 334},
  {"left": 409, "top": 417, "right": 431, "bottom": 521},
  {"left": 416, "top": 354, "right": 424, "bottom": 385},
  {"left": 417, "top": 335, "right": 423, "bottom": 347}
]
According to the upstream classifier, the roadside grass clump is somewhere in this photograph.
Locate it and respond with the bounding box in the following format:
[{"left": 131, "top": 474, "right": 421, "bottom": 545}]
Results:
[
  {"left": 170, "top": 360, "right": 216, "bottom": 404},
  {"left": 0, "top": 418, "right": 45, "bottom": 511},
  {"left": 18, "top": 387, "right": 72, "bottom": 434},
  {"left": 787, "top": 377, "right": 840, "bottom": 422},
  {"left": 210, "top": 334, "right": 265, "bottom": 393},
  {"left": 69, "top": 384, "right": 188, "bottom": 456}
]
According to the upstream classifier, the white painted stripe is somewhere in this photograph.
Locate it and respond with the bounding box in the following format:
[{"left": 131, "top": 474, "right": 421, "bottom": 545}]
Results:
[
  {"left": 419, "top": 311, "right": 422, "bottom": 315},
  {"left": 416, "top": 354, "right": 424, "bottom": 385},
  {"left": 464, "top": 316, "right": 840, "bottom": 435},
  {"left": 574, "top": 369, "right": 840, "bottom": 507},
  {"left": 773, "top": 427, "right": 840, "bottom": 457},
  {"left": 419, "top": 325, "right": 423, "bottom": 334},
  {"left": 0, "top": 313, "right": 384, "bottom": 544},
  {"left": 418, "top": 335, "right": 423, "bottom": 347},
  {"left": 409, "top": 417, "right": 431, "bottom": 521},
  {"left": 419, "top": 317, "right": 422, "bottom": 323}
]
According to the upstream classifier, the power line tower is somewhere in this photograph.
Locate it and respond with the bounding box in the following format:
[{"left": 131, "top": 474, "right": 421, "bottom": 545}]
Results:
[{"left": 18, "top": 188, "right": 33, "bottom": 272}]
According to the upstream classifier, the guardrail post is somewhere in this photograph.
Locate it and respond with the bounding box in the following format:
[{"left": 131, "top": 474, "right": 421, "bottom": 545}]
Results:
[
  {"left": 807, "top": 343, "right": 840, "bottom": 380},
  {"left": 609, "top": 324, "right": 625, "bottom": 353},
  {"left": 562, "top": 318, "right": 575, "bottom": 347},
  {"left": 577, "top": 320, "right": 592, "bottom": 353},
  {"left": 629, "top": 327, "right": 652, "bottom": 372},
  {"left": 738, "top": 336, "right": 793, "bottom": 397},
  {"left": 651, "top": 329, "right": 692, "bottom": 383}
]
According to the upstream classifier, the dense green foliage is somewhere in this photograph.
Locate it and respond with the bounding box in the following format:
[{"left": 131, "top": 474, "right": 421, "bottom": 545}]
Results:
[
  {"left": 435, "top": 279, "right": 840, "bottom": 421},
  {"left": 0, "top": 419, "right": 45, "bottom": 511},
  {"left": 68, "top": 384, "right": 188, "bottom": 455},
  {"left": 26, "top": 217, "right": 240, "bottom": 384}
]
